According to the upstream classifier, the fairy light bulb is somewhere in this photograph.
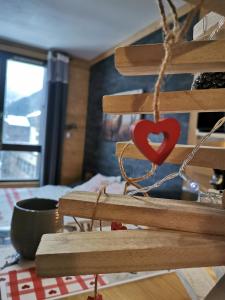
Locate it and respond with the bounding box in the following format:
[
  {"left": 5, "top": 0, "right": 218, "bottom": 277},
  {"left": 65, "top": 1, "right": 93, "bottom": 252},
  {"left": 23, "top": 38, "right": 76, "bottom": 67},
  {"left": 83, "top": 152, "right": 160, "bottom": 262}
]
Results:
[
  {"left": 189, "top": 181, "right": 199, "bottom": 192},
  {"left": 180, "top": 172, "right": 199, "bottom": 192}
]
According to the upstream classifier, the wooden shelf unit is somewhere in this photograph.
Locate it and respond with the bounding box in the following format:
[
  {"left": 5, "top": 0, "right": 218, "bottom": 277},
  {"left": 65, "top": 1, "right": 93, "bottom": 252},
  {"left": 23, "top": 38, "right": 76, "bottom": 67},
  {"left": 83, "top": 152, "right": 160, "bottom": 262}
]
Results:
[{"left": 36, "top": 3, "right": 225, "bottom": 279}]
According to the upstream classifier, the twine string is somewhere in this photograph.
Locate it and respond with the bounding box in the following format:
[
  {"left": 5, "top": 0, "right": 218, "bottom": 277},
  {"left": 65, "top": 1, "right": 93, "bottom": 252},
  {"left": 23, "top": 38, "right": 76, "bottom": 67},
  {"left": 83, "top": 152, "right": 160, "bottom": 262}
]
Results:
[
  {"left": 153, "top": 0, "right": 204, "bottom": 121},
  {"left": 90, "top": 186, "right": 106, "bottom": 231},
  {"left": 118, "top": 141, "right": 156, "bottom": 196},
  {"left": 166, "top": 0, "right": 179, "bottom": 33},
  {"left": 90, "top": 186, "right": 107, "bottom": 300},
  {"left": 72, "top": 216, "right": 84, "bottom": 232},
  {"left": 94, "top": 274, "right": 99, "bottom": 299},
  {"left": 153, "top": 0, "right": 177, "bottom": 123},
  {"left": 119, "top": 142, "right": 157, "bottom": 183}
]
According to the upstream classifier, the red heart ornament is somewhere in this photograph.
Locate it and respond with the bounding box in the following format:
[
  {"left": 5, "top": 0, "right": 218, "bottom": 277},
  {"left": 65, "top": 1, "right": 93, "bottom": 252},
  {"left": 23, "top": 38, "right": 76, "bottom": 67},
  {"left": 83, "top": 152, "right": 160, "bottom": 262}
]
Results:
[
  {"left": 131, "top": 118, "right": 180, "bottom": 165},
  {"left": 111, "top": 222, "right": 127, "bottom": 230}
]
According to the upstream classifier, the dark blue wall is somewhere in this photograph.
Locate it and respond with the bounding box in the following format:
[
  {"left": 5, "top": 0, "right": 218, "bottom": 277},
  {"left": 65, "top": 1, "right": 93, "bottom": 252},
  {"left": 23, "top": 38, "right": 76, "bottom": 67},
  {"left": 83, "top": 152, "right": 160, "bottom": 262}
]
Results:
[{"left": 83, "top": 19, "right": 195, "bottom": 199}]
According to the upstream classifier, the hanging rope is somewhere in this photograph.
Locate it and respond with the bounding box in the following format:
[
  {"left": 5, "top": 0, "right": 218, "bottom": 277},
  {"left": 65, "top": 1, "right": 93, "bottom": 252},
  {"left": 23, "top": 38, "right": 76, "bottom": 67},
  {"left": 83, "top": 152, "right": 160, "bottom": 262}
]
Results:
[
  {"left": 118, "top": 141, "right": 156, "bottom": 196},
  {"left": 90, "top": 187, "right": 106, "bottom": 232},
  {"left": 153, "top": 0, "right": 204, "bottom": 122},
  {"left": 153, "top": 0, "right": 176, "bottom": 123}
]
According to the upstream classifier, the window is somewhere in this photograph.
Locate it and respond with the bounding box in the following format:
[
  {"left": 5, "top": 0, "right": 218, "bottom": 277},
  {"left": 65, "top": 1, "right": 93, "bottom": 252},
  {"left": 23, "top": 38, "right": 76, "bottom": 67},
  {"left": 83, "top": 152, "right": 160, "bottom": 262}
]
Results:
[{"left": 0, "top": 53, "right": 46, "bottom": 182}]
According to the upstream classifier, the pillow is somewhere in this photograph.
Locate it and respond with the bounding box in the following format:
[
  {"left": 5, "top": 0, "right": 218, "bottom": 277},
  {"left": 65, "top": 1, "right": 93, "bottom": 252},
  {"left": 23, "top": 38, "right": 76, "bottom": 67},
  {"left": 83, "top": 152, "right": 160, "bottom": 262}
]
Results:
[{"left": 72, "top": 173, "right": 121, "bottom": 192}]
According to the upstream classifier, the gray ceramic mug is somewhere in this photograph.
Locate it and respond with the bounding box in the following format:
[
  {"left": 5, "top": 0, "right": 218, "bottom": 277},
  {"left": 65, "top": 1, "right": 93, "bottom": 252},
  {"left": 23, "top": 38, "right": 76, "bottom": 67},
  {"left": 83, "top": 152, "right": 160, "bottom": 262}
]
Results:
[{"left": 10, "top": 198, "right": 63, "bottom": 260}]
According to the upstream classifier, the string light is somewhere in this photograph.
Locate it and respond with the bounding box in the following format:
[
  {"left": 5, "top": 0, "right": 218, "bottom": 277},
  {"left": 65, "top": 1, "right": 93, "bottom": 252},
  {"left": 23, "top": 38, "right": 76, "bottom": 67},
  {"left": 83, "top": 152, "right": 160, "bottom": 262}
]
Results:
[
  {"left": 128, "top": 117, "right": 225, "bottom": 198},
  {"left": 180, "top": 173, "right": 200, "bottom": 193},
  {"left": 199, "top": 190, "right": 223, "bottom": 204}
]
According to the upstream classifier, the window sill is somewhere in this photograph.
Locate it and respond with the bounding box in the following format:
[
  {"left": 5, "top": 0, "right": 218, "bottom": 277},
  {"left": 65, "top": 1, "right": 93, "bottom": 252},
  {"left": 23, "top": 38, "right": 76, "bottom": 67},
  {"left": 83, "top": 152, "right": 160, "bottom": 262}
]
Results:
[{"left": 0, "top": 181, "right": 39, "bottom": 188}]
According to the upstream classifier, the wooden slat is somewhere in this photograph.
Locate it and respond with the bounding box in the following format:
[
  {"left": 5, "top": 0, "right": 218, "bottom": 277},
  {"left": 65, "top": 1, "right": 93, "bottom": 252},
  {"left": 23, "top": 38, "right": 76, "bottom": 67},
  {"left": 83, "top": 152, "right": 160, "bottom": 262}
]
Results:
[
  {"left": 0, "top": 181, "right": 39, "bottom": 188},
  {"left": 116, "top": 143, "right": 225, "bottom": 170},
  {"left": 103, "top": 88, "right": 225, "bottom": 114},
  {"left": 36, "top": 229, "right": 225, "bottom": 276},
  {"left": 60, "top": 61, "right": 90, "bottom": 185},
  {"left": 59, "top": 191, "right": 225, "bottom": 236},
  {"left": 115, "top": 40, "right": 225, "bottom": 75},
  {"left": 0, "top": 39, "right": 46, "bottom": 61},
  {"left": 183, "top": 0, "right": 225, "bottom": 17}
]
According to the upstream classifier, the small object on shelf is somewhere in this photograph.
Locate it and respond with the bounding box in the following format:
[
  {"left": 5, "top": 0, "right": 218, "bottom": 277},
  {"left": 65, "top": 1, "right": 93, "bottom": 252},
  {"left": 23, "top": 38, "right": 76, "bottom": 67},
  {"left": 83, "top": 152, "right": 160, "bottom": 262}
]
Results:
[
  {"left": 210, "top": 170, "right": 225, "bottom": 190},
  {"left": 11, "top": 198, "right": 63, "bottom": 260}
]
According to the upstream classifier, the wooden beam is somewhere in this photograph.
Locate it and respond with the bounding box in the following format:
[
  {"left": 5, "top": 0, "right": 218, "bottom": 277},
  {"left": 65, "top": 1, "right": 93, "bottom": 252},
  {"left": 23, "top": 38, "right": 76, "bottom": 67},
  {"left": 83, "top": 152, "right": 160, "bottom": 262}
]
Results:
[
  {"left": 103, "top": 88, "right": 225, "bottom": 114},
  {"left": 59, "top": 191, "right": 225, "bottom": 236},
  {"left": 0, "top": 181, "right": 39, "bottom": 188},
  {"left": 69, "top": 57, "right": 90, "bottom": 70},
  {"left": 0, "top": 39, "right": 47, "bottom": 61},
  {"left": 116, "top": 143, "right": 225, "bottom": 170},
  {"left": 36, "top": 229, "right": 225, "bottom": 276},
  {"left": 183, "top": 0, "right": 225, "bottom": 17},
  {"left": 90, "top": 4, "right": 193, "bottom": 66},
  {"left": 60, "top": 59, "right": 90, "bottom": 184},
  {"left": 115, "top": 40, "right": 225, "bottom": 75}
]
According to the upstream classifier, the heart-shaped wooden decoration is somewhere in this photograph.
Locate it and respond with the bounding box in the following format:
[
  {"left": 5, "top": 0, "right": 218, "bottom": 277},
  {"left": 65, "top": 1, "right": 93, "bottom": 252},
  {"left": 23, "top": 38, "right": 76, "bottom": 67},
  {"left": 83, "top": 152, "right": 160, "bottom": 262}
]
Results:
[{"left": 131, "top": 118, "right": 180, "bottom": 165}]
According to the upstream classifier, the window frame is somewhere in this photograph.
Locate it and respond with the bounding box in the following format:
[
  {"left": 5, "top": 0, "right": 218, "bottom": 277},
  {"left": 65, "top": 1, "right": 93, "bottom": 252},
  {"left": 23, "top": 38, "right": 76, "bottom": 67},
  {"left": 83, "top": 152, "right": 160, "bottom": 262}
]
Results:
[{"left": 0, "top": 51, "right": 47, "bottom": 183}]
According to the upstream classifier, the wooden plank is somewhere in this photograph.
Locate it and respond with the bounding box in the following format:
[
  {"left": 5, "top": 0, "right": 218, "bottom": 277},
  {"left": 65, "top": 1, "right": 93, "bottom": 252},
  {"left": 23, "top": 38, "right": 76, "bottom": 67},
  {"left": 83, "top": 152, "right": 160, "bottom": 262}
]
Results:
[
  {"left": 60, "top": 61, "right": 90, "bottom": 185},
  {"left": 183, "top": 0, "right": 225, "bottom": 17},
  {"left": 90, "top": 3, "right": 193, "bottom": 66},
  {"left": 103, "top": 88, "right": 225, "bottom": 114},
  {"left": 115, "top": 40, "right": 225, "bottom": 75},
  {"left": 116, "top": 143, "right": 225, "bottom": 170},
  {"left": 0, "top": 181, "right": 39, "bottom": 188},
  {"left": 59, "top": 191, "right": 225, "bottom": 236},
  {"left": 0, "top": 39, "right": 47, "bottom": 61},
  {"left": 36, "top": 229, "right": 225, "bottom": 276}
]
